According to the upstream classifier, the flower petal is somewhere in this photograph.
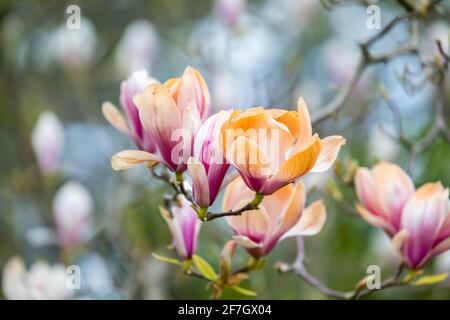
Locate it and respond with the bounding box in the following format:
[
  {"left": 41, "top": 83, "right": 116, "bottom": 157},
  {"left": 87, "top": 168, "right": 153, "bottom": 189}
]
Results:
[
  {"left": 282, "top": 200, "right": 327, "bottom": 238},
  {"left": 187, "top": 157, "right": 210, "bottom": 208},
  {"left": 111, "top": 150, "right": 162, "bottom": 171},
  {"left": 310, "top": 135, "right": 346, "bottom": 173},
  {"left": 295, "top": 97, "right": 312, "bottom": 149},
  {"left": 356, "top": 203, "right": 396, "bottom": 236},
  {"left": 101, "top": 102, "right": 130, "bottom": 135},
  {"left": 263, "top": 135, "right": 321, "bottom": 194},
  {"left": 232, "top": 235, "right": 263, "bottom": 249}
]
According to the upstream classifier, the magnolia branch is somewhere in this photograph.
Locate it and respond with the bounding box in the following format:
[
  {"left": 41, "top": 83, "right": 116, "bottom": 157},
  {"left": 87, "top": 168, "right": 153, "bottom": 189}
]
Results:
[
  {"left": 277, "top": 238, "right": 406, "bottom": 300},
  {"left": 312, "top": 13, "right": 418, "bottom": 125}
]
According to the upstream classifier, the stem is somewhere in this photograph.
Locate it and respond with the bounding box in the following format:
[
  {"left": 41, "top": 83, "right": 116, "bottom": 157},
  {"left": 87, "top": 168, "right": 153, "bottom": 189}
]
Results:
[{"left": 205, "top": 193, "right": 264, "bottom": 221}]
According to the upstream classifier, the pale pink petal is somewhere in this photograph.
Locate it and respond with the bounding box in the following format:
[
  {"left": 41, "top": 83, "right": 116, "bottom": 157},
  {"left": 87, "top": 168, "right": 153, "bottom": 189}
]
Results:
[{"left": 187, "top": 157, "right": 210, "bottom": 208}]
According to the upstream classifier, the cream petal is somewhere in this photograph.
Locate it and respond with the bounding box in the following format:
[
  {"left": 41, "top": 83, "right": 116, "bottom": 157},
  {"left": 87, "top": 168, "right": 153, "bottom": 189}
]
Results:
[
  {"left": 101, "top": 102, "right": 130, "bottom": 135},
  {"left": 111, "top": 150, "right": 162, "bottom": 171},
  {"left": 310, "top": 136, "right": 346, "bottom": 173},
  {"left": 232, "top": 235, "right": 263, "bottom": 249},
  {"left": 282, "top": 200, "right": 327, "bottom": 238},
  {"left": 295, "top": 97, "right": 312, "bottom": 149}
]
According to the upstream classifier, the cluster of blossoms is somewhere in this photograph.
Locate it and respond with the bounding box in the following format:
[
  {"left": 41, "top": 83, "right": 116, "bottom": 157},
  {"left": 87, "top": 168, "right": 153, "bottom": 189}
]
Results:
[
  {"left": 103, "top": 66, "right": 450, "bottom": 296},
  {"left": 102, "top": 66, "right": 345, "bottom": 260}
]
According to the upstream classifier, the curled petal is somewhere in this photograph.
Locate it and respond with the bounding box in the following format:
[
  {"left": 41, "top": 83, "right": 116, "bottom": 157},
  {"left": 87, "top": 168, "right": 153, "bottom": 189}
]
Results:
[
  {"left": 111, "top": 150, "right": 161, "bottom": 171},
  {"left": 102, "top": 102, "right": 130, "bottom": 135},
  {"left": 310, "top": 136, "right": 346, "bottom": 173}
]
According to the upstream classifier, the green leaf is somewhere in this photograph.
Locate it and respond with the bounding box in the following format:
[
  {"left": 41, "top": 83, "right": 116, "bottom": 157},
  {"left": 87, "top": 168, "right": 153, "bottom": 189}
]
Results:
[
  {"left": 192, "top": 255, "right": 217, "bottom": 281},
  {"left": 152, "top": 253, "right": 181, "bottom": 265},
  {"left": 231, "top": 286, "right": 257, "bottom": 296},
  {"left": 412, "top": 273, "right": 448, "bottom": 286}
]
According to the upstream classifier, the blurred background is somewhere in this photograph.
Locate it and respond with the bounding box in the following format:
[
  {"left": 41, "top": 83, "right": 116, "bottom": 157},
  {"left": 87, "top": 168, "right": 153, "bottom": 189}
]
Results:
[{"left": 0, "top": 0, "right": 449, "bottom": 299}]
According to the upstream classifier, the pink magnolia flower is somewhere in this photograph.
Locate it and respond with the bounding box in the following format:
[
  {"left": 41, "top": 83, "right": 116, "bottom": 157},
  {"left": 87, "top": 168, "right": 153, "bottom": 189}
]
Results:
[
  {"left": 160, "top": 195, "right": 202, "bottom": 259},
  {"left": 188, "top": 110, "right": 233, "bottom": 209},
  {"left": 355, "top": 162, "right": 415, "bottom": 237},
  {"left": 221, "top": 98, "right": 346, "bottom": 195},
  {"left": 395, "top": 183, "right": 450, "bottom": 270},
  {"left": 111, "top": 66, "right": 211, "bottom": 173},
  {"left": 355, "top": 162, "right": 450, "bottom": 269},
  {"left": 102, "top": 69, "right": 159, "bottom": 153},
  {"left": 31, "top": 111, "right": 64, "bottom": 175},
  {"left": 223, "top": 177, "right": 326, "bottom": 257}
]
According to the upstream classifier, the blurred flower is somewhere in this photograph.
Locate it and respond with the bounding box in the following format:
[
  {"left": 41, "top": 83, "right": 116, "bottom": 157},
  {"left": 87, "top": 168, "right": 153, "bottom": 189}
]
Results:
[
  {"left": 115, "top": 20, "right": 159, "bottom": 77},
  {"left": 2, "top": 257, "right": 72, "bottom": 300},
  {"left": 111, "top": 66, "right": 211, "bottom": 172},
  {"left": 53, "top": 181, "right": 94, "bottom": 248},
  {"left": 188, "top": 110, "right": 232, "bottom": 208},
  {"left": 102, "top": 69, "right": 159, "bottom": 153},
  {"left": 395, "top": 182, "right": 450, "bottom": 270},
  {"left": 160, "top": 195, "right": 201, "bottom": 260},
  {"left": 355, "top": 162, "right": 415, "bottom": 237},
  {"left": 261, "top": 0, "right": 319, "bottom": 30},
  {"left": 50, "top": 18, "right": 97, "bottom": 70},
  {"left": 321, "top": 39, "right": 359, "bottom": 86},
  {"left": 222, "top": 98, "right": 345, "bottom": 195},
  {"left": 215, "top": 0, "right": 246, "bottom": 28},
  {"left": 31, "top": 111, "right": 64, "bottom": 174},
  {"left": 223, "top": 177, "right": 326, "bottom": 257}
]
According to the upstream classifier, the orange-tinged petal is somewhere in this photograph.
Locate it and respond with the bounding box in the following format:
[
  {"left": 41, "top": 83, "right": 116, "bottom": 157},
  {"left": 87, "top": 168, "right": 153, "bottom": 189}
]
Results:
[
  {"left": 311, "top": 135, "right": 346, "bottom": 173},
  {"left": 101, "top": 102, "right": 130, "bottom": 135},
  {"left": 272, "top": 135, "right": 321, "bottom": 182},
  {"left": 227, "top": 136, "right": 272, "bottom": 179},
  {"left": 111, "top": 150, "right": 162, "bottom": 171},
  {"left": 282, "top": 200, "right": 327, "bottom": 238},
  {"left": 295, "top": 97, "right": 312, "bottom": 149}
]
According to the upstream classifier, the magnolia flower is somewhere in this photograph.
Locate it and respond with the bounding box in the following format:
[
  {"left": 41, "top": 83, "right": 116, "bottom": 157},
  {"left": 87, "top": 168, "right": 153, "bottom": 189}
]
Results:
[
  {"left": 221, "top": 98, "right": 345, "bottom": 195},
  {"left": 111, "top": 66, "right": 211, "bottom": 173},
  {"left": 188, "top": 110, "right": 232, "bottom": 208},
  {"left": 31, "top": 111, "right": 65, "bottom": 174},
  {"left": 52, "top": 181, "right": 94, "bottom": 248},
  {"left": 102, "top": 69, "right": 159, "bottom": 153},
  {"left": 395, "top": 183, "right": 450, "bottom": 270},
  {"left": 50, "top": 18, "right": 97, "bottom": 70},
  {"left": 160, "top": 195, "right": 201, "bottom": 259},
  {"left": 223, "top": 177, "right": 326, "bottom": 257},
  {"left": 215, "top": 0, "right": 247, "bottom": 28},
  {"left": 2, "top": 257, "right": 72, "bottom": 300},
  {"left": 115, "top": 20, "right": 159, "bottom": 77},
  {"left": 355, "top": 162, "right": 450, "bottom": 270},
  {"left": 355, "top": 162, "right": 415, "bottom": 237}
]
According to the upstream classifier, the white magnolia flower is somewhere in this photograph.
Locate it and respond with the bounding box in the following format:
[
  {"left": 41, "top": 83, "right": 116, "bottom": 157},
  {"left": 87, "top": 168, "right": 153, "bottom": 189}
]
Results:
[
  {"left": 31, "top": 111, "right": 64, "bottom": 174},
  {"left": 115, "top": 20, "right": 159, "bottom": 77},
  {"left": 53, "top": 181, "right": 94, "bottom": 248},
  {"left": 50, "top": 17, "right": 98, "bottom": 69},
  {"left": 2, "top": 257, "right": 72, "bottom": 300}
]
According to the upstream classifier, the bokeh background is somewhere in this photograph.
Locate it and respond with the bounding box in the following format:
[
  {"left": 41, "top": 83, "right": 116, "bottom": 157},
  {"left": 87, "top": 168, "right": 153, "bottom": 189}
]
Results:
[{"left": 0, "top": 0, "right": 449, "bottom": 299}]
